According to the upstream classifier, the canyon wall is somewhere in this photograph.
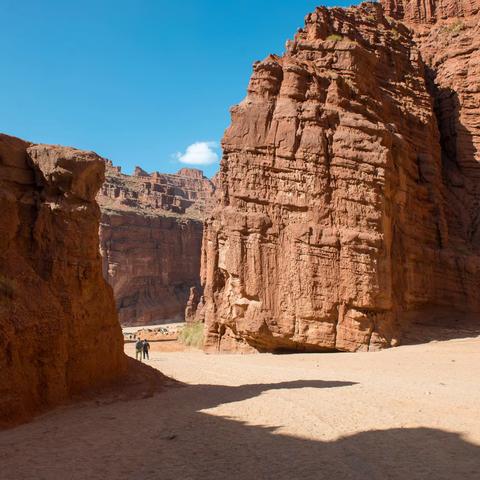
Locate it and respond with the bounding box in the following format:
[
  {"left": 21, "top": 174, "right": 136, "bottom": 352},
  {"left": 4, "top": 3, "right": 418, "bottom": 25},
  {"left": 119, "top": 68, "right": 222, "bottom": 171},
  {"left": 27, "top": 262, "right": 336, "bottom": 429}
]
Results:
[
  {"left": 382, "top": 0, "right": 479, "bottom": 23},
  {"left": 0, "top": 134, "right": 125, "bottom": 427},
  {"left": 382, "top": 0, "right": 480, "bottom": 177},
  {"left": 200, "top": 1, "right": 480, "bottom": 353},
  {"left": 97, "top": 163, "right": 215, "bottom": 326}
]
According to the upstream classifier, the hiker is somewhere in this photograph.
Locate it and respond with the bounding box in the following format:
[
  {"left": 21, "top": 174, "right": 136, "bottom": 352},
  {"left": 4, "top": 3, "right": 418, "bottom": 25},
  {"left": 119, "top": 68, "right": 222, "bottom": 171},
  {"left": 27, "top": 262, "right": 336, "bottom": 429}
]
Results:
[
  {"left": 143, "top": 339, "right": 150, "bottom": 360},
  {"left": 135, "top": 338, "right": 143, "bottom": 361}
]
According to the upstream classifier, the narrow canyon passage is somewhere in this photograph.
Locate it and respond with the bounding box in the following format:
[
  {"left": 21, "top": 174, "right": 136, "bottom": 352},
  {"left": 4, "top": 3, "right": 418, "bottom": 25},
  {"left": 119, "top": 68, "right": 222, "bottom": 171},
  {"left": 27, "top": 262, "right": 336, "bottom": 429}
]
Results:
[
  {"left": 1, "top": 338, "right": 479, "bottom": 480},
  {"left": 2, "top": 1, "right": 480, "bottom": 478}
]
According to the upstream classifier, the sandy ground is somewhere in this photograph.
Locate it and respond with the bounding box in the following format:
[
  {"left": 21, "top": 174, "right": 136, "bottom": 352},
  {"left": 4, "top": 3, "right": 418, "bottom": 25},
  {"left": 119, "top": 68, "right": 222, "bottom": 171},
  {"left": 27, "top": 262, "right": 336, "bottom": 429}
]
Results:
[{"left": 1, "top": 336, "right": 480, "bottom": 480}]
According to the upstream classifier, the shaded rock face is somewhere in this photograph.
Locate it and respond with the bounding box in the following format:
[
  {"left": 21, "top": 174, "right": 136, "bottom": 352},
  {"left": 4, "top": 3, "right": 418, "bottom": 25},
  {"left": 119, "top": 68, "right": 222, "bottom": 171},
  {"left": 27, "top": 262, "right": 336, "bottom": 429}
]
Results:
[
  {"left": 185, "top": 286, "right": 202, "bottom": 324},
  {"left": 200, "top": 1, "right": 480, "bottom": 353},
  {"left": 0, "top": 134, "right": 125, "bottom": 427},
  {"left": 100, "top": 212, "right": 204, "bottom": 326},
  {"left": 97, "top": 163, "right": 215, "bottom": 326},
  {"left": 382, "top": 0, "right": 480, "bottom": 177}
]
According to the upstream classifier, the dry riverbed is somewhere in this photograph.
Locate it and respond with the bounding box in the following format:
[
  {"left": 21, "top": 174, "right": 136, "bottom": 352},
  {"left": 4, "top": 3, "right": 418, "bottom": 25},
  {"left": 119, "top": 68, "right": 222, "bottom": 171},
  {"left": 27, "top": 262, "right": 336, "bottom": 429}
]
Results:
[{"left": 1, "top": 336, "right": 480, "bottom": 479}]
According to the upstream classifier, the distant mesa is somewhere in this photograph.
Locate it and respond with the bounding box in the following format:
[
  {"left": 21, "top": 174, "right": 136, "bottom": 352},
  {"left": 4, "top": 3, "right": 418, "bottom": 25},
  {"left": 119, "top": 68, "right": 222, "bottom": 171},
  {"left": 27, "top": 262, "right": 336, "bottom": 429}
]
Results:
[
  {"left": 100, "top": 161, "right": 215, "bottom": 218},
  {"left": 134, "top": 165, "right": 149, "bottom": 177},
  {"left": 133, "top": 165, "right": 206, "bottom": 180},
  {"left": 97, "top": 160, "right": 216, "bottom": 327},
  {"left": 177, "top": 167, "right": 206, "bottom": 179}
]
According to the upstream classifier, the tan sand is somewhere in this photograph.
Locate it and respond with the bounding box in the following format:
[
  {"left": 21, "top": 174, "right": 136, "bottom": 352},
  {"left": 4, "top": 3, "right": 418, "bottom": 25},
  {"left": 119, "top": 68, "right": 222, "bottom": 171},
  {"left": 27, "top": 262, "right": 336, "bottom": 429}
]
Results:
[{"left": 1, "top": 336, "right": 479, "bottom": 479}]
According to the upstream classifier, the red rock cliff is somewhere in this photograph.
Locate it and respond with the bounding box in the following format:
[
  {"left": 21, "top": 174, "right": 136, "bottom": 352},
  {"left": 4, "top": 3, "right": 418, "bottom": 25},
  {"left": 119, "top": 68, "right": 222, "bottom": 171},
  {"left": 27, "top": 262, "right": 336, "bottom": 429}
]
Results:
[
  {"left": 382, "top": 0, "right": 479, "bottom": 23},
  {"left": 200, "top": 1, "right": 480, "bottom": 353},
  {"left": 381, "top": 0, "right": 480, "bottom": 178},
  {"left": 97, "top": 163, "right": 215, "bottom": 326},
  {"left": 0, "top": 134, "right": 125, "bottom": 427}
]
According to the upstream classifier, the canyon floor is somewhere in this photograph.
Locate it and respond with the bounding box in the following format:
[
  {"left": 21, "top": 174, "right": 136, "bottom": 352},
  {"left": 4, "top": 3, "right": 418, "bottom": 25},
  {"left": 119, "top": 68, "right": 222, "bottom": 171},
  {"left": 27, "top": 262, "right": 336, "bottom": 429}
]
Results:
[{"left": 1, "top": 336, "right": 480, "bottom": 480}]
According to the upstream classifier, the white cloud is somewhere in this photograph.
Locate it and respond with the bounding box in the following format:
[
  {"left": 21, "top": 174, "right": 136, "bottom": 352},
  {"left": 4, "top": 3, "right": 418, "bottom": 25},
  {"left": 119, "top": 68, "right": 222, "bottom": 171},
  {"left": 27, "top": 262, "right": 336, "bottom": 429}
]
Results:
[{"left": 175, "top": 141, "right": 219, "bottom": 166}]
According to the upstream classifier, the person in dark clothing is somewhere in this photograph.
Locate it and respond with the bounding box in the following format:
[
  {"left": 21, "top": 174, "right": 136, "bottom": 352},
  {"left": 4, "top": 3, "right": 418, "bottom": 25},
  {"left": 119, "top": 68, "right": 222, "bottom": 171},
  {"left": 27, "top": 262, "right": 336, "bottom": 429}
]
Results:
[
  {"left": 143, "top": 339, "right": 150, "bottom": 360},
  {"left": 135, "top": 339, "right": 143, "bottom": 362}
]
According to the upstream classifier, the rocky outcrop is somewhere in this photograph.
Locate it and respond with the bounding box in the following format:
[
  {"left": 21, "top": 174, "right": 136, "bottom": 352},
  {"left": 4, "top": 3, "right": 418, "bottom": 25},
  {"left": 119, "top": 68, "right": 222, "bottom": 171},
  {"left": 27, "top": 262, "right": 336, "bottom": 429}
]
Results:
[
  {"left": 185, "top": 286, "right": 202, "bottom": 323},
  {"left": 0, "top": 134, "right": 125, "bottom": 427},
  {"left": 100, "top": 212, "right": 204, "bottom": 326},
  {"left": 98, "top": 163, "right": 215, "bottom": 326},
  {"left": 381, "top": 0, "right": 480, "bottom": 177},
  {"left": 200, "top": 1, "right": 480, "bottom": 353},
  {"left": 100, "top": 162, "right": 215, "bottom": 219},
  {"left": 380, "top": 1, "right": 480, "bottom": 344},
  {"left": 382, "top": 0, "right": 479, "bottom": 23}
]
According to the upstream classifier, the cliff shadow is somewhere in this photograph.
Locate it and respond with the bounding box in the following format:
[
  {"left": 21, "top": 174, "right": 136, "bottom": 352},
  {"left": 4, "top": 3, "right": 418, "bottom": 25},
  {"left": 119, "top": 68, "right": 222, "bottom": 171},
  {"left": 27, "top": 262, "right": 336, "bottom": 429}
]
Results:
[
  {"left": 408, "top": 68, "right": 480, "bottom": 345},
  {"left": 427, "top": 70, "right": 479, "bottom": 248},
  {"left": 126, "top": 380, "right": 480, "bottom": 479},
  {"left": 1, "top": 372, "right": 479, "bottom": 479},
  {"left": 402, "top": 309, "right": 480, "bottom": 346}
]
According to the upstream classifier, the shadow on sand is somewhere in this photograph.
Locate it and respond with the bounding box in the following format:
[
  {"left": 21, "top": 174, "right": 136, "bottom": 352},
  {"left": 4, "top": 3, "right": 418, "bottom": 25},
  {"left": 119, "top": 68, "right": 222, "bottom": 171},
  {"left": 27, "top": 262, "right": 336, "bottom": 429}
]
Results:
[
  {"left": 1, "top": 359, "right": 479, "bottom": 480},
  {"left": 401, "top": 310, "right": 480, "bottom": 346}
]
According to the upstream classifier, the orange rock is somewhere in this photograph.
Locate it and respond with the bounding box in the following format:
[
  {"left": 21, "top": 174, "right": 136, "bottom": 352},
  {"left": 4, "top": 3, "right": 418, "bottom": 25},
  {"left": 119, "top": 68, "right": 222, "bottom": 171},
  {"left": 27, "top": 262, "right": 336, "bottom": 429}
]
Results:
[
  {"left": 200, "top": 2, "right": 480, "bottom": 353},
  {"left": 97, "top": 163, "right": 216, "bottom": 326},
  {"left": 0, "top": 134, "right": 125, "bottom": 427},
  {"left": 185, "top": 286, "right": 202, "bottom": 324},
  {"left": 382, "top": 0, "right": 479, "bottom": 23},
  {"left": 381, "top": 0, "right": 480, "bottom": 179}
]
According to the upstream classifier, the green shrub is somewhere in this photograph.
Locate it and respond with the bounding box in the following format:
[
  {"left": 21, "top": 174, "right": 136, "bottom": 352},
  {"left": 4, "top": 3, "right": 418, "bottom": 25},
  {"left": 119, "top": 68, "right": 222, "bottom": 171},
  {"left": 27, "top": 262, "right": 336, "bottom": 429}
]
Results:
[
  {"left": 326, "top": 34, "right": 343, "bottom": 42},
  {"left": 446, "top": 20, "right": 465, "bottom": 33},
  {"left": 178, "top": 323, "right": 204, "bottom": 348},
  {"left": 0, "top": 275, "right": 15, "bottom": 299}
]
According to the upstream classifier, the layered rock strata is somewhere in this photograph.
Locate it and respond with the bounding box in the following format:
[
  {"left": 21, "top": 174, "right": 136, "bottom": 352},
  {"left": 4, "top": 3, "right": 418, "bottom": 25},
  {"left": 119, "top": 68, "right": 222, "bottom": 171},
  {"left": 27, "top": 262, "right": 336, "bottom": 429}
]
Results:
[
  {"left": 0, "top": 134, "right": 125, "bottom": 426},
  {"left": 382, "top": 0, "right": 480, "bottom": 177},
  {"left": 200, "top": 1, "right": 480, "bottom": 352},
  {"left": 380, "top": 0, "right": 480, "bottom": 341},
  {"left": 97, "top": 163, "right": 215, "bottom": 326},
  {"left": 382, "top": 0, "right": 479, "bottom": 23},
  {"left": 101, "top": 162, "right": 215, "bottom": 218}
]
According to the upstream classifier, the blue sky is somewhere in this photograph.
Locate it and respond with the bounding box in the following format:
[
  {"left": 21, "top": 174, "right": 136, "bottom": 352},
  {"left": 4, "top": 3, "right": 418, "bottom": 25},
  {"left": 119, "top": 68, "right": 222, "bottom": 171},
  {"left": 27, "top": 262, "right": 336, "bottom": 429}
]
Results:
[{"left": 1, "top": 0, "right": 353, "bottom": 178}]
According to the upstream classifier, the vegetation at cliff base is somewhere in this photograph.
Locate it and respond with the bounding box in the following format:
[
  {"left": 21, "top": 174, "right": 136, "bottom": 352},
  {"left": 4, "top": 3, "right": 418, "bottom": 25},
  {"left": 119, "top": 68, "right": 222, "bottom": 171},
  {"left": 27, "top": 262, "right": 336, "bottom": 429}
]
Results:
[{"left": 178, "top": 322, "right": 204, "bottom": 348}]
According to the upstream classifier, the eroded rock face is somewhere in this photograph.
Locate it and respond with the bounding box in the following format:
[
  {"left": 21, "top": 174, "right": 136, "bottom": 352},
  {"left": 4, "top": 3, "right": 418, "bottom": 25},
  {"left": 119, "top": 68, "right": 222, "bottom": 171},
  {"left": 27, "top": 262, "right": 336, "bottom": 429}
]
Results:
[
  {"left": 97, "top": 163, "right": 215, "bottom": 326},
  {"left": 185, "top": 286, "right": 202, "bottom": 324},
  {"left": 200, "top": 1, "right": 480, "bottom": 353},
  {"left": 382, "top": 0, "right": 480, "bottom": 178},
  {"left": 0, "top": 134, "right": 125, "bottom": 427},
  {"left": 101, "top": 162, "right": 215, "bottom": 218},
  {"left": 382, "top": 0, "right": 479, "bottom": 23}
]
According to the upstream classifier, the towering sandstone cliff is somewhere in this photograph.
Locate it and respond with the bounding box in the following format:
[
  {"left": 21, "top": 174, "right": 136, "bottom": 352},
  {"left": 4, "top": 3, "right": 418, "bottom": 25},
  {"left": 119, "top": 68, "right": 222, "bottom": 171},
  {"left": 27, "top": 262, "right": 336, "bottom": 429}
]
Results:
[
  {"left": 382, "top": 0, "right": 480, "bottom": 177},
  {"left": 0, "top": 134, "right": 125, "bottom": 426},
  {"left": 97, "top": 163, "right": 215, "bottom": 326},
  {"left": 200, "top": 1, "right": 480, "bottom": 352}
]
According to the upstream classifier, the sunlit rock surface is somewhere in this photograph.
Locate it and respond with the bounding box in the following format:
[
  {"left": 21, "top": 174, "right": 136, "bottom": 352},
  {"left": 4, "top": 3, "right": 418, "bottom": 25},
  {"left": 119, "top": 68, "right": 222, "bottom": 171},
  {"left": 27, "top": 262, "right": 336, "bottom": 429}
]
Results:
[{"left": 200, "top": 1, "right": 480, "bottom": 353}]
